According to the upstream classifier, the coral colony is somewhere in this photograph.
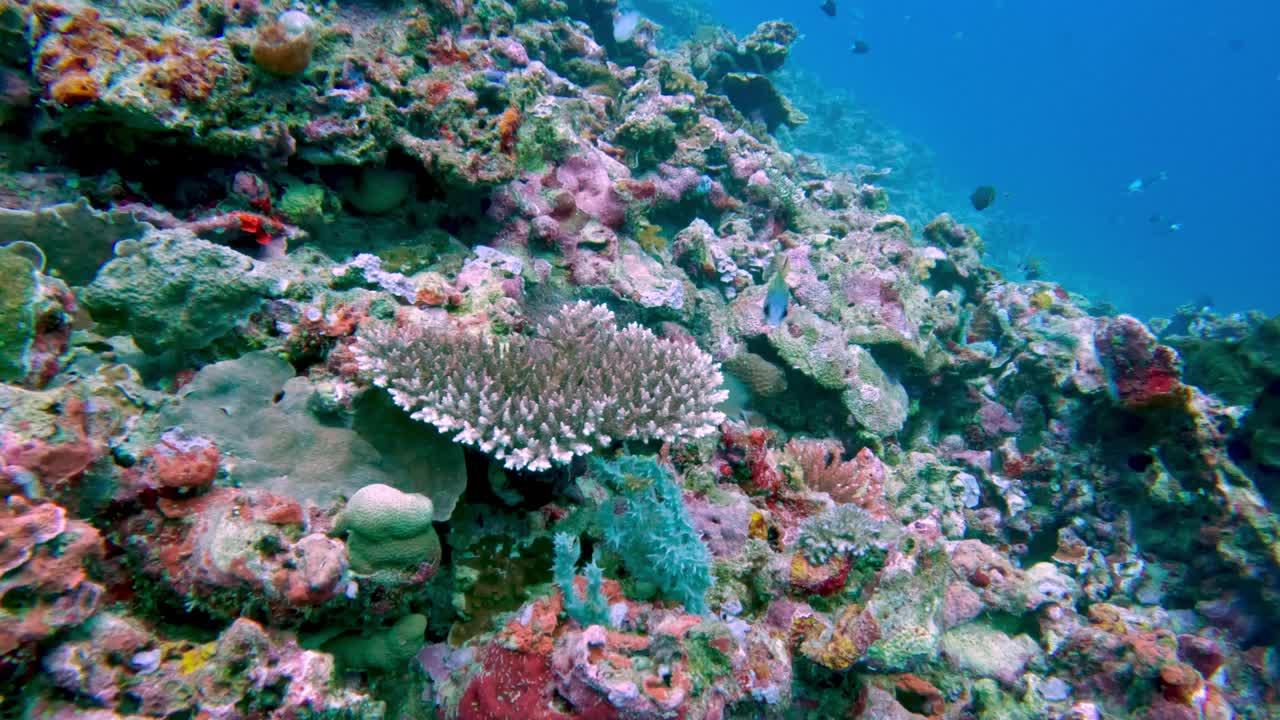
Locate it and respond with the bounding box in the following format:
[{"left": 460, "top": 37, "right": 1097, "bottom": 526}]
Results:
[{"left": 0, "top": 0, "right": 1274, "bottom": 719}]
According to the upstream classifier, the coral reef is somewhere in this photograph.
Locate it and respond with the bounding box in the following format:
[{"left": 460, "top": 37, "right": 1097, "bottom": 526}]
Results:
[
  {"left": 40, "top": 614, "right": 382, "bottom": 718},
  {"left": 0, "top": 0, "right": 1273, "bottom": 717}
]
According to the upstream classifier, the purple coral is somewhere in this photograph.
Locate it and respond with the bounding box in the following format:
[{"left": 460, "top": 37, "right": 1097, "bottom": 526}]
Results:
[
  {"left": 354, "top": 302, "right": 728, "bottom": 471},
  {"left": 552, "top": 150, "right": 627, "bottom": 228}
]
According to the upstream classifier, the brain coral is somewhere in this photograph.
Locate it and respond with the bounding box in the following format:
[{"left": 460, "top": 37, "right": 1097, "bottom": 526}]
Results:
[{"left": 337, "top": 484, "right": 440, "bottom": 575}]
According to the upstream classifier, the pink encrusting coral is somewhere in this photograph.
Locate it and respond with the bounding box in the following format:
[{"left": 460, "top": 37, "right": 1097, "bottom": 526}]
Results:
[
  {"left": 1095, "top": 314, "right": 1187, "bottom": 409},
  {"left": 551, "top": 150, "right": 628, "bottom": 229},
  {"left": 0, "top": 498, "right": 104, "bottom": 663},
  {"left": 117, "top": 487, "right": 354, "bottom": 619}
]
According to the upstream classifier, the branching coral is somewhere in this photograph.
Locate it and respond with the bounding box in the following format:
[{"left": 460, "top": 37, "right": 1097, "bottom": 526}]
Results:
[{"left": 354, "top": 301, "right": 727, "bottom": 471}]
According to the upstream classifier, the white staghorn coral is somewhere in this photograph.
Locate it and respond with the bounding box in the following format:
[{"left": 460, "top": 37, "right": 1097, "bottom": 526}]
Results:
[{"left": 353, "top": 301, "right": 728, "bottom": 471}]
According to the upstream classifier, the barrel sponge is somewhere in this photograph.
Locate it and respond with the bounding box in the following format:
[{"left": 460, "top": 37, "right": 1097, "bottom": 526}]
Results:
[{"left": 337, "top": 484, "right": 439, "bottom": 574}]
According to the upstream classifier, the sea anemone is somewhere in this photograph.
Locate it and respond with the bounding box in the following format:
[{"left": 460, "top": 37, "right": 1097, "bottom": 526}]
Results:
[{"left": 251, "top": 10, "right": 316, "bottom": 76}]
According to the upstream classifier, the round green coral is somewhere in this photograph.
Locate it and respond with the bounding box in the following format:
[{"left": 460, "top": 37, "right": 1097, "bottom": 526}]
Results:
[{"left": 337, "top": 484, "right": 440, "bottom": 575}]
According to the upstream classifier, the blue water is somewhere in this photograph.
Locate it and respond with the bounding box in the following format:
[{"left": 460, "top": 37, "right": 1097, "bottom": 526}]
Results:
[{"left": 706, "top": 0, "right": 1280, "bottom": 318}]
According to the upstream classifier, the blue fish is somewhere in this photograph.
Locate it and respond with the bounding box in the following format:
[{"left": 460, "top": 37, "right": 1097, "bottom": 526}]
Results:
[{"left": 764, "top": 255, "right": 791, "bottom": 327}]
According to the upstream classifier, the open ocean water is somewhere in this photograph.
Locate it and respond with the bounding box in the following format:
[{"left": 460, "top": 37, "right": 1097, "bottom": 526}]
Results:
[{"left": 708, "top": 0, "right": 1280, "bottom": 318}]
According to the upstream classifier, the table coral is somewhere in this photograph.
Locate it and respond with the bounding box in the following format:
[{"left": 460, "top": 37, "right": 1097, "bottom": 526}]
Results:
[{"left": 355, "top": 301, "right": 727, "bottom": 471}]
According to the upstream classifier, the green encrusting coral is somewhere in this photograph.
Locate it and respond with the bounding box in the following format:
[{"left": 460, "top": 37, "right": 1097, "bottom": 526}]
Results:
[
  {"left": 0, "top": 247, "right": 36, "bottom": 382},
  {"left": 81, "top": 231, "right": 271, "bottom": 354},
  {"left": 323, "top": 614, "right": 428, "bottom": 673},
  {"left": 158, "top": 352, "right": 467, "bottom": 515}
]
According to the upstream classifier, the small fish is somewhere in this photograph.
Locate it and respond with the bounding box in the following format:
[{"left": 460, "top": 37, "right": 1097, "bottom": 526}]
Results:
[
  {"left": 1128, "top": 171, "right": 1167, "bottom": 193},
  {"left": 763, "top": 255, "right": 791, "bottom": 327},
  {"left": 613, "top": 11, "right": 642, "bottom": 42},
  {"left": 820, "top": 0, "right": 836, "bottom": 17},
  {"left": 970, "top": 185, "right": 996, "bottom": 211},
  {"left": 1018, "top": 257, "right": 1044, "bottom": 281},
  {"left": 850, "top": 40, "right": 871, "bottom": 55},
  {"left": 1168, "top": 222, "right": 1183, "bottom": 232}
]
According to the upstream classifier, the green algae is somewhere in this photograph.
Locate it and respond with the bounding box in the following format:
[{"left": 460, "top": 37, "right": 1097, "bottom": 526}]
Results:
[
  {"left": 278, "top": 179, "right": 337, "bottom": 230},
  {"left": 450, "top": 534, "right": 554, "bottom": 645},
  {"left": 323, "top": 614, "right": 427, "bottom": 673},
  {"left": 685, "top": 623, "right": 735, "bottom": 694}
]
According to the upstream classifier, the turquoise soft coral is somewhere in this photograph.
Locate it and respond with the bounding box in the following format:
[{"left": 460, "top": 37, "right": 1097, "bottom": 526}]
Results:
[
  {"left": 592, "top": 455, "right": 712, "bottom": 614},
  {"left": 552, "top": 533, "right": 609, "bottom": 626}
]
